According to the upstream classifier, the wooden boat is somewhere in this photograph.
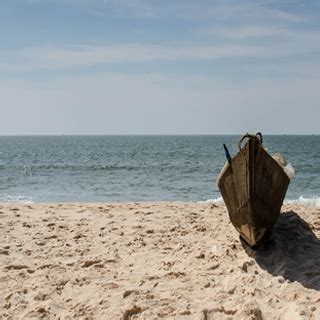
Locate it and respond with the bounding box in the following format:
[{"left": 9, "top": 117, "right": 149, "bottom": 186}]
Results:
[{"left": 217, "top": 133, "right": 290, "bottom": 246}]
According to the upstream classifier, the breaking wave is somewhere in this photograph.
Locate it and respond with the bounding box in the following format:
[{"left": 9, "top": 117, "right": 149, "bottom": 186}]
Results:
[
  {"left": 285, "top": 196, "right": 320, "bottom": 207},
  {"left": 203, "top": 196, "right": 320, "bottom": 207},
  {"left": 200, "top": 197, "right": 224, "bottom": 204},
  {"left": 0, "top": 194, "right": 34, "bottom": 203}
]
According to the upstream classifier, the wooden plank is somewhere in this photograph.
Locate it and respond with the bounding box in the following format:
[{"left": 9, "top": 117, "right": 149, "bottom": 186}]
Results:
[{"left": 217, "top": 136, "right": 290, "bottom": 246}]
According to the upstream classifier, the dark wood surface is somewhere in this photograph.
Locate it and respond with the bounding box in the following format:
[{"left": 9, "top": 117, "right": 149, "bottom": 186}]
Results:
[{"left": 217, "top": 138, "right": 290, "bottom": 246}]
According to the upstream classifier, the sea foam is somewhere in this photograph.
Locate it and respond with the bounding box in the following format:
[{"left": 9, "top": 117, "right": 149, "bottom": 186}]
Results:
[
  {"left": 200, "top": 197, "right": 224, "bottom": 204},
  {"left": 1, "top": 194, "right": 34, "bottom": 203},
  {"left": 203, "top": 196, "right": 320, "bottom": 207},
  {"left": 285, "top": 196, "right": 320, "bottom": 207}
]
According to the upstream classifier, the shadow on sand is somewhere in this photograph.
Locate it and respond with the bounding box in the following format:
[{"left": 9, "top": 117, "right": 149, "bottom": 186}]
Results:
[{"left": 241, "top": 211, "right": 320, "bottom": 291}]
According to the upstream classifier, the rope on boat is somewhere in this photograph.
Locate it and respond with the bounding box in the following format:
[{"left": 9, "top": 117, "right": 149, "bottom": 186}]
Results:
[{"left": 238, "top": 132, "right": 263, "bottom": 151}]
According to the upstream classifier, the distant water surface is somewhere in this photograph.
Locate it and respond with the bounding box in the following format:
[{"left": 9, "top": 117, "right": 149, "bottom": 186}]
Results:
[{"left": 0, "top": 135, "right": 319, "bottom": 203}]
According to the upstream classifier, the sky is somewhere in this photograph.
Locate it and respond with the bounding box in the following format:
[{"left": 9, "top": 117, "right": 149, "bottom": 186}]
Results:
[{"left": 1, "top": 0, "right": 320, "bottom": 135}]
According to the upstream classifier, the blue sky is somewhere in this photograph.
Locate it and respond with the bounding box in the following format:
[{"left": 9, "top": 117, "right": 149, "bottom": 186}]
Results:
[{"left": 1, "top": 0, "right": 320, "bottom": 134}]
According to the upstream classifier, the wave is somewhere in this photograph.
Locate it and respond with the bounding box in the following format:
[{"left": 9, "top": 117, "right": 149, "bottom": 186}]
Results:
[
  {"left": 1, "top": 193, "right": 320, "bottom": 206},
  {"left": 203, "top": 196, "right": 320, "bottom": 207},
  {"left": 0, "top": 194, "right": 34, "bottom": 203},
  {"left": 199, "top": 197, "right": 224, "bottom": 204},
  {"left": 285, "top": 196, "right": 320, "bottom": 207}
]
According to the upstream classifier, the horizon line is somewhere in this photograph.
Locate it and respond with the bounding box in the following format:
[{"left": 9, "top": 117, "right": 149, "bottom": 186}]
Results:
[{"left": 0, "top": 133, "right": 319, "bottom": 137}]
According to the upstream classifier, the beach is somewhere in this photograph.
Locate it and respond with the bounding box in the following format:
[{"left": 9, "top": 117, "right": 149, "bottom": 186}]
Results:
[{"left": 0, "top": 202, "right": 319, "bottom": 319}]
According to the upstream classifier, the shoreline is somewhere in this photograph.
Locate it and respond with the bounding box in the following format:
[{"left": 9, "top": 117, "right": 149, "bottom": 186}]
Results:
[
  {"left": 2, "top": 195, "right": 320, "bottom": 206},
  {"left": 1, "top": 202, "right": 319, "bottom": 319}
]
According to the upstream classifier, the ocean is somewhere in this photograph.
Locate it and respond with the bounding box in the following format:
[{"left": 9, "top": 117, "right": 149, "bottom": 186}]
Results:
[{"left": 0, "top": 135, "right": 319, "bottom": 204}]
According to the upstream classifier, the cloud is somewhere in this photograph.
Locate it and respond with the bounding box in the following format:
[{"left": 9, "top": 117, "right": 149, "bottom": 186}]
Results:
[
  {"left": 197, "top": 26, "right": 290, "bottom": 39},
  {"left": 3, "top": 0, "right": 319, "bottom": 135},
  {"left": 0, "top": 43, "right": 272, "bottom": 71},
  {"left": 3, "top": 1, "right": 317, "bottom": 72},
  {"left": 1, "top": 26, "right": 319, "bottom": 72},
  {"left": 99, "top": 0, "right": 303, "bottom": 23}
]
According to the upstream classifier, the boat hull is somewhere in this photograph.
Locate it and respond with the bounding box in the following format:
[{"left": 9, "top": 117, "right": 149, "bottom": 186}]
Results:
[{"left": 217, "top": 138, "right": 290, "bottom": 246}]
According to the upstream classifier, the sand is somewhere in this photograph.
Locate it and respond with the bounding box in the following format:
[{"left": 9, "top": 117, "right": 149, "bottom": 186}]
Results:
[{"left": 0, "top": 202, "right": 319, "bottom": 319}]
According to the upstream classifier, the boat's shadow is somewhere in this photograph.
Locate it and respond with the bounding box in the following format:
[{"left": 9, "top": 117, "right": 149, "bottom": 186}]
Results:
[{"left": 241, "top": 211, "right": 320, "bottom": 291}]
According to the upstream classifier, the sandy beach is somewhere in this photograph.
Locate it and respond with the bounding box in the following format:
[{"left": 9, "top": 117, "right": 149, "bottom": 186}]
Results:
[{"left": 0, "top": 202, "right": 319, "bottom": 319}]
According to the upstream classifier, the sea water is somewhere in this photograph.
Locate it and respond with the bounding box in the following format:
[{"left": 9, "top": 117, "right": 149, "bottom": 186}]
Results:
[{"left": 0, "top": 135, "right": 319, "bottom": 204}]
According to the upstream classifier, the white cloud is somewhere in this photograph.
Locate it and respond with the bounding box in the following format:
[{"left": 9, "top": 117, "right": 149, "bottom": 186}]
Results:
[
  {"left": 198, "top": 26, "right": 290, "bottom": 39},
  {"left": 2, "top": 0, "right": 318, "bottom": 71},
  {"left": 1, "top": 27, "right": 319, "bottom": 72},
  {"left": 202, "top": 1, "right": 301, "bottom": 23},
  {"left": 4, "top": 0, "right": 318, "bottom": 135},
  {"left": 99, "top": 0, "right": 303, "bottom": 23},
  {"left": 0, "top": 43, "right": 272, "bottom": 71}
]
